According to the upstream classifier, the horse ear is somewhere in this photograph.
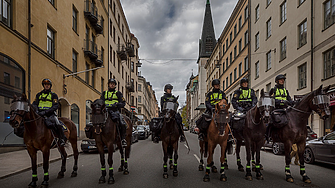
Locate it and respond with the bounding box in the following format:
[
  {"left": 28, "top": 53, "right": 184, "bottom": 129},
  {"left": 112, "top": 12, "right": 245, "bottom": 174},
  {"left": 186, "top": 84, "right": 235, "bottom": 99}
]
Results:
[
  {"left": 261, "top": 89, "right": 265, "bottom": 97},
  {"left": 316, "top": 85, "right": 323, "bottom": 94}
]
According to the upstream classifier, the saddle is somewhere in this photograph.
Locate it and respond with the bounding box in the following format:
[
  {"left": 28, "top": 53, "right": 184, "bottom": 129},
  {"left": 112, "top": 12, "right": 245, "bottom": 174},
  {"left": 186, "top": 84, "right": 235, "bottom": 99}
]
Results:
[
  {"left": 150, "top": 117, "right": 163, "bottom": 133},
  {"left": 85, "top": 122, "right": 94, "bottom": 139},
  {"left": 271, "top": 109, "right": 288, "bottom": 128},
  {"left": 231, "top": 112, "right": 246, "bottom": 132}
]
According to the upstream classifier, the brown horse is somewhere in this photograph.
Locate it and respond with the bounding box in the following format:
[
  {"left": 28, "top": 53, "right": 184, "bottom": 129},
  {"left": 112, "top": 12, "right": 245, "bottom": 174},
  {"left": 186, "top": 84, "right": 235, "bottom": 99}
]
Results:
[
  {"left": 90, "top": 99, "right": 132, "bottom": 184},
  {"left": 9, "top": 93, "right": 79, "bottom": 188},
  {"left": 203, "top": 99, "right": 230, "bottom": 182},
  {"left": 160, "top": 99, "right": 180, "bottom": 179},
  {"left": 244, "top": 89, "right": 273, "bottom": 180},
  {"left": 271, "top": 85, "right": 330, "bottom": 183},
  {"left": 198, "top": 138, "right": 208, "bottom": 171}
]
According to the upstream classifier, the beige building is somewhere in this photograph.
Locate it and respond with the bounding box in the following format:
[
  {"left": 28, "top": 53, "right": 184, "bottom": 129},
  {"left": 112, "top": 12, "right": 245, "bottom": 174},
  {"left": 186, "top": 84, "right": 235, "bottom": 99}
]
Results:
[
  {"left": 250, "top": 0, "right": 335, "bottom": 136},
  {"left": 137, "top": 75, "right": 159, "bottom": 125},
  {"left": 205, "top": 0, "right": 250, "bottom": 111}
]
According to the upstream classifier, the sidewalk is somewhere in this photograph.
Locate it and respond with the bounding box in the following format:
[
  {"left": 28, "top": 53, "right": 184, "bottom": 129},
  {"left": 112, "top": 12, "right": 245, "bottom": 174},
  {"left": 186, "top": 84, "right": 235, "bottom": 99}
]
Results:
[{"left": 0, "top": 141, "right": 82, "bottom": 179}]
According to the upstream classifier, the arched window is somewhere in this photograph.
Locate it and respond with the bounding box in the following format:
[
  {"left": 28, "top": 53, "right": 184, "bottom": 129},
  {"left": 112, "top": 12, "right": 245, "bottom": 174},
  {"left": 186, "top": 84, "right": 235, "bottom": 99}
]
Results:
[{"left": 71, "top": 104, "right": 79, "bottom": 137}]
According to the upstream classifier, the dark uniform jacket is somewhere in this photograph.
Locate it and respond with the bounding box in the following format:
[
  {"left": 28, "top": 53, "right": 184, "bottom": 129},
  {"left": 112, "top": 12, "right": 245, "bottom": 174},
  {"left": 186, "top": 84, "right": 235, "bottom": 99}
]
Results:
[
  {"left": 160, "top": 93, "right": 178, "bottom": 111},
  {"left": 32, "top": 90, "right": 59, "bottom": 117},
  {"left": 101, "top": 88, "right": 126, "bottom": 110},
  {"left": 205, "top": 89, "right": 227, "bottom": 112},
  {"left": 269, "top": 84, "right": 293, "bottom": 109},
  {"left": 231, "top": 87, "right": 257, "bottom": 112}
]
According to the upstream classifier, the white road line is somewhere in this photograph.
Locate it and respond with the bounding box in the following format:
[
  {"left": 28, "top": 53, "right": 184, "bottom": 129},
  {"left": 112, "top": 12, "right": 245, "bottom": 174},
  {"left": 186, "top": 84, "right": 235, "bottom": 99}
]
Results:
[
  {"left": 184, "top": 144, "right": 188, "bottom": 149},
  {"left": 193, "top": 154, "right": 200, "bottom": 163}
]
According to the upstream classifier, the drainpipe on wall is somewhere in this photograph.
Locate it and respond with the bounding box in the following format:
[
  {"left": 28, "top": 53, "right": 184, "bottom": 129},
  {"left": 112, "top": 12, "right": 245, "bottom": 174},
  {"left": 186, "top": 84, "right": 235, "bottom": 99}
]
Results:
[
  {"left": 310, "top": 0, "right": 314, "bottom": 129},
  {"left": 28, "top": 0, "right": 32, "bottom": 101}
]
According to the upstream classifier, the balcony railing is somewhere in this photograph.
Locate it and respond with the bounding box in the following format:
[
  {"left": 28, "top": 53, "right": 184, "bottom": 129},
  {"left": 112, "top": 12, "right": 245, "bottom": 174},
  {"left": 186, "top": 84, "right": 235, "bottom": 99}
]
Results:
[
  {"left": 126, "top": 43, "right": 135, "bottom": 57},
  {"left": 93, "top": 50, "right": 103, "bottom": 67},
  {"left": 93, "top": 15, "right": 103, "bottom": 34},
  {"left": 83, "top": 39, "right": 98, "bottom": 59},
  {"left": 84, "top": 0, "right": 98, "bottom": 24},
  {"left": 126, "top": 82, "right": 135, "bottom": 92},
  {"left": 117, "top": 44, "right": 127, "bottom": 61}
]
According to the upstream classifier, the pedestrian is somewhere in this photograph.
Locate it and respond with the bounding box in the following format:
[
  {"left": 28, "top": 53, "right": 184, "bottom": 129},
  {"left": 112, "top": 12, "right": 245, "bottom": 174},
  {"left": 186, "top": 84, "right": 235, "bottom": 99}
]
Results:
[{"left": 290, "top": 144, "right": 299, "bottom": 165}]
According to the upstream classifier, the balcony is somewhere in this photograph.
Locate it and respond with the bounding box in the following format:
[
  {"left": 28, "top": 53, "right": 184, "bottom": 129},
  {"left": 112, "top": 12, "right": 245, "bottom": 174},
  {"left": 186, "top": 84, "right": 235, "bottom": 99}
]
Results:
[
  {"left": 83, "top": 39, "right": 98, "bottom": 60},
  {"left": 93, "top": 50, "right": 103, "bottom": 67},
  {"left": 126, "top": 43, "right": 135, "bottom": 57},
  {"left": 93, "top": 15, "right": 103, "bottom": 34},
  {"left": 126, "top": 82, "right": 135, "bottom": 92},
  {"left": 84, "top": 0, "right": 98, "bottom": 24},
  {"left": 117, "top": 44, "right": 127, "bottom": 61}
]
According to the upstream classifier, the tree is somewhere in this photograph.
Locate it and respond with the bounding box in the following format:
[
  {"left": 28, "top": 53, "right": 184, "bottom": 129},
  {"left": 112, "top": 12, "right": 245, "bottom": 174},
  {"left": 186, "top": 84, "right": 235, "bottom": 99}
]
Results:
[{"left": 181, "top": 105, "right": 189, "bottom": 128}]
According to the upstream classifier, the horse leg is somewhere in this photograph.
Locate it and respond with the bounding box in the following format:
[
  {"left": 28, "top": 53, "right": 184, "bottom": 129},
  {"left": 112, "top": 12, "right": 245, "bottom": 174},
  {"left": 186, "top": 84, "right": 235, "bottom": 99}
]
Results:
[
  {"left": 251, "top": 143, "right": 256, "bottom": 171},
  {"left": 297, "top": 141, "right": 311, "bottom": 184},
  {"left": 97, "top": 143, "right": 106, "bottom": 184},
  {"left": 211, "top": 145, "right": 218, "bottom": 173},
  {"left": 245, "top": 140, "right": 252, "bottom": 181},
  {"left": 203, "top": 142, "right": 214, "bottom": 182},
  {"left": 162, "top": 142, "right": 169, "bottom": 179},
  {"left": 220, "top": 145, "right": 227, "bottom": 182},
  {"left": 27, "top": 147, "right": 38, "bottom": 188},
  {"left": 199, "top": 141, "right": 204, "bottom": 171},
  {"left": 169, "top": 156, "right": 174, "bottom": 170},
  {"left": 41, "top": 148, "right": 50, "bottom": 188},
  {"left": 236, "top": 140, "right": 244, "bottom": 172},
  {"left": 255, "top": 141, "right": 264, "bottom": 180},
  {"left": 123, "top": 144, "right": 130, "bottom": 175},
  {"left": 118, "top": 142, "right": 124, "bottom": 172},
  {"left": 284, "top": 142, "right": 294, "bottom": 183},
  {"left": 69, "top": 137, "right": 79, "bottom": 177},
  {"left": 57, "top": 145, "right": 67, "bottom": 179},
  {"left": 223, "top": 147, "right": 228, "bottom": 169},
  {"left": 173, "top": 142, "right": 179, "bottom": 177},
  {"left": 107, "top": 142, "right": 115, "bottom": 184}
]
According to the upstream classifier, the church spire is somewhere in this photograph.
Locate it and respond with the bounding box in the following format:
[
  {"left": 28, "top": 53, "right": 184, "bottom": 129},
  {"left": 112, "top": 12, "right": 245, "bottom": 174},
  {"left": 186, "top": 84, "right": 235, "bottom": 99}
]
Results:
[{"left": 199, "top": 0, "right": 216, "bottom": 58}]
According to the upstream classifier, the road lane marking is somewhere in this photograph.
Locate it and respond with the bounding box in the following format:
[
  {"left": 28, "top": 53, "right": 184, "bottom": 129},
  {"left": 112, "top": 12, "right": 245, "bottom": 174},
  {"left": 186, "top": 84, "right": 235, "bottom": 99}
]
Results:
[
  {"left": 193, "top": 154, "right": 200, "bottom": 163},
  {"left": 184, "top": 144, "right": 188, "bottom": 149}
]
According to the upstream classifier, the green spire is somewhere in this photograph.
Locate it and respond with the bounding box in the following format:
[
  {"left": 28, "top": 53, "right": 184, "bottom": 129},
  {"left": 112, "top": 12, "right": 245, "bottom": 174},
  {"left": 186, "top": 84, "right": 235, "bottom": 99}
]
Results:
[{"left": 207, "top": 0, "right": 210, "bottom": 5}]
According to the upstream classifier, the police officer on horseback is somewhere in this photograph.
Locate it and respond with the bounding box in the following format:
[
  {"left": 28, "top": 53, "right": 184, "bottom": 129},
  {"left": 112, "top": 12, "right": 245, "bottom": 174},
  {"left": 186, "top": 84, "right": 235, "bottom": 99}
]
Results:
[
  {"left": 196, "top": 79, "right": 227, "bottom": 141},
  {"left": 231, "top": 78, "right": 257, "bottom": 113},
  {"left": 32, "top": 79, "right": 67, "bottom": 146},
  {"left": 153, "top": 84, "right": 186, "bottom": 143},
  {"left": 101, "top": 79, "right": 127, "bottom": 147}
]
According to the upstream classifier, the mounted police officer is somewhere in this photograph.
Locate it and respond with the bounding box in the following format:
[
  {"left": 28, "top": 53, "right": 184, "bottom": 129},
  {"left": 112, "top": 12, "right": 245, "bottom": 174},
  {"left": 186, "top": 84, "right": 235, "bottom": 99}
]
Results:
[
  {"left": 196, "top": 79, "right": 227, "bottom": 141},
  {"left": 153, "top": 84, "right": 186, "bottom": 143},
  {"left": 32, "top": 79, "right": 67, "bottom": 146},
  {"left": 231, "top": 78, "right": 257, "bottom": 113},
  {"left": 101, "top": 79, "right": 127, "bottom": 147}
]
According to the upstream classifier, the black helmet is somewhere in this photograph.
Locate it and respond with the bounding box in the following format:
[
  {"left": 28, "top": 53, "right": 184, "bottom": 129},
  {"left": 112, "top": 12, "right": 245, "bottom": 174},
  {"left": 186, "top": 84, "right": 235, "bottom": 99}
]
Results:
[
  {"left": 275, "top": 74, "right": 286, "bottom": 83},
  {"left": 108, "top": 79, "right": 117, "bottom": 85},
  {"left": 212, "top": 79, "right": 220, "bottom": 87},
  {"left": 240, "top": 78, "right": 248, "bottom": 86},
  {"left": 42, "top": 79, "right": 52, "bottom": 87},
  {"left": 164, "top": 84, "right": 173, "bottom": 92}
]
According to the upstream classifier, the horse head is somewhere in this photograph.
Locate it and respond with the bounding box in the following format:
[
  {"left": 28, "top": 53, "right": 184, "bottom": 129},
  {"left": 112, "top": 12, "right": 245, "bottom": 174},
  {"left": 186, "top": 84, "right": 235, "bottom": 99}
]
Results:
[
  {"left": 162, "top": 97, "right": 179, "bottom": 122},
  {"left": 214, "top": 99, "right": 230, "bottom": 135},
  {"left": 9, "top": 93, "right": 31, "bottom": 128},
  {"left": 310, "top": 85, "right": 331, "bottom": 120},
  {"left": 91, "top": 99, "right": 107, "bottom": 134},
  {"left": 258, "top": 89, "right": 275, "bottom": 124}
]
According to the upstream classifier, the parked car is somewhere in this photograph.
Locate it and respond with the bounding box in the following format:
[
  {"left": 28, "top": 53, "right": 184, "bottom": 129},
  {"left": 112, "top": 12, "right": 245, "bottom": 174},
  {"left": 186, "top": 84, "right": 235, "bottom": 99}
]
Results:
[
  {"left": 183, "top": 126, "right": 189, "bottom": 131},
  {"left": 132, "top": 127, "right": 139, "bottom": 143},
  {"left": 144, "top": 125, "right": 151, "bottom": 135},
  {"left": 304, "top": 131, "right": 335, "bottom": 165},
  {"left": 137, "top": 126, "right": 148, "bottom": 139},
  {"left": 81, "top": 139, "right": 108, "bottom": 153}
]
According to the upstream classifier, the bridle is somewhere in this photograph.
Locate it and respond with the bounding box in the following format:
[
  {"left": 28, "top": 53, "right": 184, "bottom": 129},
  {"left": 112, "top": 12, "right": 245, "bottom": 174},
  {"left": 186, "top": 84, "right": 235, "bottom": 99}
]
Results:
[{"left": 10, "top": 101, "right": 42, "bottom": 128}]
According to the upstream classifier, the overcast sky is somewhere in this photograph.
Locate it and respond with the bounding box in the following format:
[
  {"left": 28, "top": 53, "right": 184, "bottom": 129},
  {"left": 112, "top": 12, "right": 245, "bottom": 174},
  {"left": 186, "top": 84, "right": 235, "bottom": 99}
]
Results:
[{"left": 120, "top": 0, "right": 237, "bottom": 107}]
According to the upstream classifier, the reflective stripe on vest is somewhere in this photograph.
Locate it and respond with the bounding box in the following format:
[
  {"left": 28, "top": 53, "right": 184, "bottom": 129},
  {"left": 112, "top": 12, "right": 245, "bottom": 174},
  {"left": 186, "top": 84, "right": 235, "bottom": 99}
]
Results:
[
  {"left": 104, "top": 91, "right": 119, "bottom": 107},
  {"left": 38, "top": 93, "right": 53, "bottom": 110},
  {"left": 164, "top": 96, "right": 175, "bottom": 102},
  {"left": 238, "top": 88, "right": 252, "bottom": 102},
  {"left": 275, "top": 88, "right": 287, "bottom": 105},
  {"left": 210, "top": 93, "right": 223, "bottom": 105}
]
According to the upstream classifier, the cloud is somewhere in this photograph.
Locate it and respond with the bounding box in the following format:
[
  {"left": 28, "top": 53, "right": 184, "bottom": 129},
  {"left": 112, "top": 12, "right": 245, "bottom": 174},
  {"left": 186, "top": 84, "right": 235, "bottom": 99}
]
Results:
[{"left": 120, "top": 0, "right": 237, "bottom": 106}]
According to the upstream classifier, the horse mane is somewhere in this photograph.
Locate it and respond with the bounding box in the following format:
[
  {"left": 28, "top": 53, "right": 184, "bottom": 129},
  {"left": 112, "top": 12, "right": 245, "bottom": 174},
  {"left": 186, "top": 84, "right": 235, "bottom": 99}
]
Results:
[
  {"left": 293, "top": 88, "right": 319, "bottom": 108},
  {"left": 93, "top": 99, "right": 104, "bottom": 105}
]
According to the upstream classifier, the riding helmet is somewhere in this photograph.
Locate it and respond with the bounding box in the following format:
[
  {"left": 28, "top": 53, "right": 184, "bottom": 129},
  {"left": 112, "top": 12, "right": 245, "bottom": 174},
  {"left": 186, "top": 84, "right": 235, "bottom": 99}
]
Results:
[
  {"left": 164, "top": 84, "right": 173, "bottom": 92},
  {"left": 108, "top": 78, "right": 117, "bottom": 85},
  {"left": 275, "top": 74, "right": 286, "bottom": 83},
  {"left": 42, "top": 78, "right": 52, "bottom": 87},
  {"left": 240, "top": 77, "right": 248, "bottom": 86},
  {"left": 212, "top": 79, "right": 220, "bottom": 87}
]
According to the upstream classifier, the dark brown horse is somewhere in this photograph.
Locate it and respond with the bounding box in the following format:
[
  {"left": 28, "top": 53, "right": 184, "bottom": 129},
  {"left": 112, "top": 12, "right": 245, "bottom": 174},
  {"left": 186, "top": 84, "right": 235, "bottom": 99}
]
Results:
[
  {"left": 160, "top": 99, "right": 180, "bottom": 179},
  {"left": 271, "top": 85, "right": 330, "bottom": 183},
  {"left": 244, "top": 89, "right": 273, "bottom": 180},
  {"left": 90, "top": 99, "right": 132, "bottom": 184},
  {"left": 9, "top": 93, "right": 79, "bottom": 188},
  {"left": 198, "top": 137, "right": 208, "bottom": 171},
  {"left": 203, "top": 99, "right": 230, "bottom": 182}
]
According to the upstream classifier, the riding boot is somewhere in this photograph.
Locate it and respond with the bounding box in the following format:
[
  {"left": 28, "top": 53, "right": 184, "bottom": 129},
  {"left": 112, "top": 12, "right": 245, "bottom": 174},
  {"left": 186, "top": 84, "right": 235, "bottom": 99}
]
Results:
[
  {"left": 119, "top": 116, "right": 127, "bottom": 147},
  {"left": 153, "top": 132, "right": 159, "bottom": 143},
  {"left": 57, "top": 124, "right": 67, "bottom": 146},
  {"left": 198, "top": 133, "right": 204, "bottom": 141},
  {"left": 178, "top": 124, "right": 186, "bottom": 142}
]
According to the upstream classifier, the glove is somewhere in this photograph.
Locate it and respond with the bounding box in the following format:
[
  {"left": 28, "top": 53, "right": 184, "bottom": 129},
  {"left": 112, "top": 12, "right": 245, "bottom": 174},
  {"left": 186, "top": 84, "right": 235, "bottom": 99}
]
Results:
[{"left": 38, "top": 111, "right": 46, "bottom": 116}]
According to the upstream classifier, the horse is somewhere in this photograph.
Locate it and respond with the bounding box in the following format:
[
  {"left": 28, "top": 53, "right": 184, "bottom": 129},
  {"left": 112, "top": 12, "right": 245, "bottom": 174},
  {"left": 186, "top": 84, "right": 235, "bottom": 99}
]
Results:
[
  {"left": 160, "top": 98, "right": 180, "bottom": 179},
  {"left": 244, "top": 89, "right": 273, "bottom": 180},
  {"left": 270, "top": 85, "right": 330, "bottom": 183},
  {"left": 203, "top": 98, "right": 230, "bottom": 182},
  {"left": 9, "top": 93, "right": 79, "bottom": 188},
  {"left": 90, "top": 99, "right": 132, "bottom": 184},
  {"left": 198, "top": 138, "right": 208, "bottom": 171}
]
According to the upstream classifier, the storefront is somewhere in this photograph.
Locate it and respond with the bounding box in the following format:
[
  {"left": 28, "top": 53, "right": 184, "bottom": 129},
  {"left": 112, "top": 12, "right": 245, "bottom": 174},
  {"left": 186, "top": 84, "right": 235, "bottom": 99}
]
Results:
[{"left": 325, "top": 90, "right": 335, "bottom": 134}]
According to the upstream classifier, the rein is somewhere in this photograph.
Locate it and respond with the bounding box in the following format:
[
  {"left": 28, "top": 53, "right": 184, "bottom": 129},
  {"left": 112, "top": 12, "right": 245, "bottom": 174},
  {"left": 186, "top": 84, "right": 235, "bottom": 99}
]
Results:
[
  {"left": 288, "top": 106, "right": 311, "bottom": 115},
  {"left": 247, "top": 109, "right": 261, "bottom": 125}
]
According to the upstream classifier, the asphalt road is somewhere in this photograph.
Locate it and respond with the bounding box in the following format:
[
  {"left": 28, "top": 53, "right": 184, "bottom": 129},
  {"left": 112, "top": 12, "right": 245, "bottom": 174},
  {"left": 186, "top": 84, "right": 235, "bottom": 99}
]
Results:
[{"left": 1, "top": 131, "right": 334, "bottom": 188}]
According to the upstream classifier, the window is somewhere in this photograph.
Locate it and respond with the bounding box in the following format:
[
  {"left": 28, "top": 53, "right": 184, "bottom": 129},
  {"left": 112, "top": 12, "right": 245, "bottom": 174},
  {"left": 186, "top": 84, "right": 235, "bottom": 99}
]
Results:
[
  {"left": 72, "top": 6, "right": 78, "bottom": 33},
  {"left": 239, "top": 62, "right": 242, "bottom": 77},
  {"left": 280, "top": 37, "right": 287, "bottom": 60},
  {"left": 245, "top": 5, "right": 249, "bottom": 21},
  {"left": 101, "top": 47, "right": 104, "bottom": 63},
  {"left": 230, "top": 52, "right": 232, "bottom": 64},
  {"left": 239, "top": 39, "right": 242, "bottom": 53},
  {"left": 234, "top": 24, "right": 237, "bottom": 37},
  {"left": 226, "top": 39, "right": 229, "bottom": 50},
  {"left": 138, "top": 107, "right": 142, "bottom": 114},
  {"left": 110, "top": 20, "right": 112, "bottom": 37},
  {"left": 234, "top": 46, "right": 237, "bottom": 58},
  {"left": 230, "top": 72, "right": 232, "bottom": 85},
  {"left": 122, "top": 66, "right": 124, "bottom": 79},
  {"left": 226, "top": 58, "right": 229, "bottom": 69},
  {"left": 138, "top": 96, "right": 142, "bottom": 103},
  {"left": 230, "top": 32, "right": 232, "bottom": 44},
  {"left": 223, "top": 80, "right": 225, "bottom": 90},
  {"left": 280, "top": 1, "right": 287, "bottom": 24},
  {"left": 138, "top": 84, "right": 142, "bottom": 91},
  {"left": 118, "top": 59, "right": 120, "bottom": 73},
  {"left": 266, "top": 18, "right": 271, "bottom": 38},
  {"left": 324, "top": 47, "right": 335, "bottom": 79},
  {"left": 234, "top": 68, "right": 237, "bottom": 81},
  {"left": 245, "top": 30, "right": 248, "bottom": 46},
  {"left": 266, "top": 51, "right": 271, "bottom": 70},
  {"left": 4, "top": 72, "right": 10, "bottom": 85},
  {"left": 255, "top": 32, "right": 259, "bottom": 50},
  {"left": 0, "top": 0, "right": 11, "bottom": 27},
  {"left": 244, "top": 56, "right": 249, "bottom": 71},
  {"left": 72, "top": 50, "right": 77, "bottom": 73},
  {"left": 324, "top": 0, "right": 335, "bottom": 29},
  {"left": 118, "top": 14, "right": 120, "bottom": 26},
  {"left": 48, "top": 0, "right": 54, "bottom": 6},
  {"left": 255, "top": 5, "right": 260, "bottom": 21},
  {"left": 299, "top": 20, "right": 307, "bottom": 47},
  {"left": 131, "top": 62, "right": 134, "bottom": 72},
  {"left": 226, "top": 77, "right": 228, "bottom": 88},
  {"left": 298, "top": 63, "right": 307, "bottom": 89},
  {"left": 255, "top": 61, "right": 259, "bottom": 78},
  {"left": 47, "top": 27, "right": 55, "bottom": 58},
  {"left": 113, "top": 51, "right": 116, "bottom": 67},
  {"left": 239, "top": 16, "right": 242, "bottom": 30},
  {"left": 299, "top": 0, "right": 305, "bottom": 6},
  {"left": 91, "top": 70, "right": 95, "bottom": 88},
  {"left": 113, "top": 26, "right": 115, "bottom": 43},
  {"left": 85, "top": 63, "right": 89, "bottom": 84},
  {"left": 267, "top": 0, "right": 271, "bottom": 6},
  {"left": 101, "top": 77, "right": 104, "bottom": 93},
  {"left": 223, "top": 44, "right": 225, "bottom": 55},
  {"left": 131, "top": 96, "right": 134, "bottom": 106},
  {"left": 14, "top": 76, "right": 20, "bottom": 88},
  {"left": 113, "top": 2, "right": 115, "bottom": 15},
  {"left": 266, "top": 83, "right": 271, "bottom": 92}
]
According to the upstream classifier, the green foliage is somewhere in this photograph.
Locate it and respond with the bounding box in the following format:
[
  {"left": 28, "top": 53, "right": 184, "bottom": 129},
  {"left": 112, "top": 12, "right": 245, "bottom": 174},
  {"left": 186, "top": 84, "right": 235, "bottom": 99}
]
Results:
[{"left": 181, "top": 105, "right": 188, "bottom": 127}]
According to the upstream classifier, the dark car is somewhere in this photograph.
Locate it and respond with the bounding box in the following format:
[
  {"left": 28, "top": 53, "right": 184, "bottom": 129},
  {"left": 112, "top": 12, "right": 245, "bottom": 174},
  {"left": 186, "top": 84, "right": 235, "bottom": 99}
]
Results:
[
  {"left": 137, "top": 126, "right": 148, "bottom": 139},
  {"left": 81, "top": 139, "right": 105, "bottom": 153},
  {"left": 132, "top": 127, "right": 139, "bottom": 143},
  {"left": 304, "top": 131, "right": 335, "bottom": 165}
]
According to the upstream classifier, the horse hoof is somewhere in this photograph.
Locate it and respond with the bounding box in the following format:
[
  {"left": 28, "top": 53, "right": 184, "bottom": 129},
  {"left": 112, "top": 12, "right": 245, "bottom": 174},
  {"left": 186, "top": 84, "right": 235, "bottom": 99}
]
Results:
[
  {"left": 203, "top": 175, "right": 210, "bottom": 182},
  {"left": 211, "top": 166, "right": 218, "bottom": 173},
  {"left": 41, "top": 181, "right": 49, "bottom": 188},
  {"left": 57, "top": 172, "right": 64, "bottom": 179},
  {"left": 108, "top": 177, "right": 115, "bottom": 184},
  {"left": 173, "top": 171, "right": 178, "bottom": 177},
  {"left": 286, "top": 178, "right": 294, "bottom": 183},
  {"left": 99, "top": 176, "right": 106, "bottom": 184},
  {"left": 238, "top": 166, "right": 244, "bottom": 172},
  {"left": 223, "top": 163, "right": 229, "bottom": 170},
  {"left": 71, "top": 171, "right": 77, "bottom": 177},
  {"left": 220, "top": 174, "right": 227, "bottom": 182},
  {"left": 123, "top": 169, "right": 129, "bottom": 175},
  {"left": 28, "top": 181, "right": 37, "bottom": 188},
  {"left": 199, "top": 165, "right": 204, "bottom": 171},
  {"left": 245, "top": 176, "right": 252, "bottom": 181},
  {"left": 260, "top": 164, "right": 264, "bottom": 170},
  {"left": 118, "top": 167, "right": 123, "bottom": 172},
  {"left": 170, "top": 165, "right": 174, "bottom": 170},
  {"left": 256, "top": 175, "right": 264, "bottom": 180},
  {"left": 303, "top": 176, "right": 311, "bottom": 184},
  {"left": 163, "top": 173, "right": 168, "bottom": 179}
]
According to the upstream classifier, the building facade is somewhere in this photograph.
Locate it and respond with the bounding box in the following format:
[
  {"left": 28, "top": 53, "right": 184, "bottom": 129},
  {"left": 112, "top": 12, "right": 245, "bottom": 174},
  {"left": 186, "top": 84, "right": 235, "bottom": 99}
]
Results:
[{"left": 250, "top": 0, "right": 335, "bottom": 136}]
